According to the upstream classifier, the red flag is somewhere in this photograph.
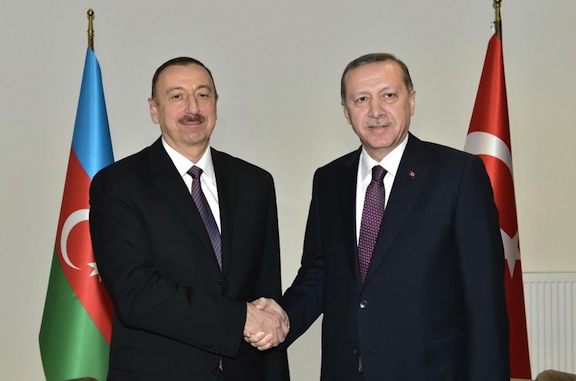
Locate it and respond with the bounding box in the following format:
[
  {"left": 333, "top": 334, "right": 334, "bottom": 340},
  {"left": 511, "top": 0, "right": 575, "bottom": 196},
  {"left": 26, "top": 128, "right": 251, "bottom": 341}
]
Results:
[{"left": 464, "top": 33, "right": 531, "bottom": 379}]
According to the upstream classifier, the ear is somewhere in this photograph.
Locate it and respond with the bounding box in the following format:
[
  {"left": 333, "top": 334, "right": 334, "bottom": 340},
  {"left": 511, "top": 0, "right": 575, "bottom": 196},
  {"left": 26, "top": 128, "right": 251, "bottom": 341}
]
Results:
[
  {"left": 148, "top": 98, "right": 159, "bottom": 124},
  {"left": 409, "top": 90, "right": 416, "bottom": 116},
  {"left": 341, "top": 102, "right": 352, "bottom": 125}
]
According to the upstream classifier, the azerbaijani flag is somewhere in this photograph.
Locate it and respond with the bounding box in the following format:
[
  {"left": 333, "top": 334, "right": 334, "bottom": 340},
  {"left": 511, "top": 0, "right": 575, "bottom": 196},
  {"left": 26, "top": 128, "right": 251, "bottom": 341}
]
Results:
[{"left": 39, "top": 47, "right": 114, "bottom": 381}]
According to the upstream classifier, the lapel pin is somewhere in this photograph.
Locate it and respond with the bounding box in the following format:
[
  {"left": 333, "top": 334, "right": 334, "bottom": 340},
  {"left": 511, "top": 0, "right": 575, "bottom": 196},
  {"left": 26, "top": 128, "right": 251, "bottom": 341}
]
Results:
[{"left": 409, "top": 170, "right": 417, "bottom": 180}]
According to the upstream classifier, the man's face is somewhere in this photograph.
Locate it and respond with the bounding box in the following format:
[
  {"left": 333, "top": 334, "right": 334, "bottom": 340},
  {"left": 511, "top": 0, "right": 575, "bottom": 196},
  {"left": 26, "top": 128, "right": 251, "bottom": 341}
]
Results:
[
  {"left": 149, "top": 63, "right": 217, "bottom": 159},
  {"left": 342, "top": 60, "right": 415, "bottom": 161}
]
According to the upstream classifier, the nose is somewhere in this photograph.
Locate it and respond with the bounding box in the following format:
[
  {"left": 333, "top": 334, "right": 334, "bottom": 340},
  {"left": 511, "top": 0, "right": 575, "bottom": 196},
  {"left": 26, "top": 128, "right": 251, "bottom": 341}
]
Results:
[
  {"left": 186, "top": 96, "right": 199, "bottom": 114},
  {"left": 369, "top": 98, "right": 384, "bottom": 118}
]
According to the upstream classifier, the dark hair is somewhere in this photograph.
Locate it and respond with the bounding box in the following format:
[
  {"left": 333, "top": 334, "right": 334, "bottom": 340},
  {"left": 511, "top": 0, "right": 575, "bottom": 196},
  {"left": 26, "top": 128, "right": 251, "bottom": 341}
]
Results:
[
  {"left": 151, "top": 56, "right": 218, "bottom": 100},
  {"left": 340, "top": 53, "right": 413, "bottom": 103}
]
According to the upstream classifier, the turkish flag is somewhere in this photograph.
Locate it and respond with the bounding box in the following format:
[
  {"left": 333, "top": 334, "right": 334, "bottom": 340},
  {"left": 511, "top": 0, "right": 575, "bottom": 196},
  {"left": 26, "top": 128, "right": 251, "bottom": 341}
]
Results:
[{"left": 464, "top": 34, "right": 532, "bottom": 379}]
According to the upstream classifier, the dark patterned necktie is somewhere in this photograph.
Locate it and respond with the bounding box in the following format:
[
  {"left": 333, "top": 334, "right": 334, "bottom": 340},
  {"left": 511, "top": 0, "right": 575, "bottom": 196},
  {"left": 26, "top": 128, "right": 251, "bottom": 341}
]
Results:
[
  {"left": 188, "top": 166, "right": 222, "bottom": 269},
  {"left": 357, "top": 165, "right": 386, "bottom": 284}
]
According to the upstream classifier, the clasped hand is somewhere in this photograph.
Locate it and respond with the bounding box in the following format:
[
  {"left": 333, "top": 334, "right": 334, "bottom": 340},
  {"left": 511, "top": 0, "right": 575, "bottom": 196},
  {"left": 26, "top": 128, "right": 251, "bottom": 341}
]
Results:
[{"left": 243, "top": 297, "right": 290, "bottom": 351}]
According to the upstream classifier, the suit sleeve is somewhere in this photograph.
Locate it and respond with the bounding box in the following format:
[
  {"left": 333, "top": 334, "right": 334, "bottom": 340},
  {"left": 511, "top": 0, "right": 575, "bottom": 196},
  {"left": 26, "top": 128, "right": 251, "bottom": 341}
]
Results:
[
  {"left": 455, "top": 155, "right": 510, "bottom": 380},
  {"left": 89, "top": 168, "right": 246, "bottom": 357},
  {"left": 281, "top": 170, "right": 325, "bottom": 347},
  {"left": 254, "top": 177, "right": 290, "bottom": 380}
]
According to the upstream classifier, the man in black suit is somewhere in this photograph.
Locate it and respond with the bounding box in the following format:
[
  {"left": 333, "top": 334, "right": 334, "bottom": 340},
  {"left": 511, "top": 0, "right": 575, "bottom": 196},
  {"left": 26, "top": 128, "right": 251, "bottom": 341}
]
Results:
[
  {"left": 252, "top": 53, "right": 509, "bottom": 380},
  {"left": 89, "top": 57, "right": 290, "bottom": 381}
]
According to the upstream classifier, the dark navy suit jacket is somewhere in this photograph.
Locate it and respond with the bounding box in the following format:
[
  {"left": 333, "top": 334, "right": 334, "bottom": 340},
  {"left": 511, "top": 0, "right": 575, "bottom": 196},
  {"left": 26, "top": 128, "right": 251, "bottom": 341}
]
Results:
[
  {"left": 282, "top": 133, "right": 509, "bottom": 381},
  {"left": 90, "top": 139, "right": 289, "bottom": 381}
]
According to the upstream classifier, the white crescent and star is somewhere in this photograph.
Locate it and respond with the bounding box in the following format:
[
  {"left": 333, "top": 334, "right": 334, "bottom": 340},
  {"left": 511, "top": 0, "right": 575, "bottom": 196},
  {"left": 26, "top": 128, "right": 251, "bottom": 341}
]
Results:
[
  {"left": 464, "top": 131, "right": 513, "bottom": 175},
  {"left": 59, "top": 208, "right": 101, "bottom": 279},
  {"left": 465, "top": 131, "right": 520, "bottom": 278},
  {"left": 501, "top": 229, "right": 520, "bottom": 277}
]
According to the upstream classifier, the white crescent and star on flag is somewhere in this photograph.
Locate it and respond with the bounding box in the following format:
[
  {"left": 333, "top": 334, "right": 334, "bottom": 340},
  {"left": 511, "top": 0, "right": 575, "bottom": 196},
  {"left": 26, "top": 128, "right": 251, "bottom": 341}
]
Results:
[
  {"left": 465, "top": 131, "right": 520, "bottom": 276},
  {"left": 59, "top": 208, "right": 101, "bottom": 280}
]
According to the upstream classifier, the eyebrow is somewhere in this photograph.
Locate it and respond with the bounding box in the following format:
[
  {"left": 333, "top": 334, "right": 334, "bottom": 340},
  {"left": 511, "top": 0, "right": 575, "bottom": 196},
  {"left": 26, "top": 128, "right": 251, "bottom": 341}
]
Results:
[{"left": 165, "top": 84, "right": 213, "bottom": 95}]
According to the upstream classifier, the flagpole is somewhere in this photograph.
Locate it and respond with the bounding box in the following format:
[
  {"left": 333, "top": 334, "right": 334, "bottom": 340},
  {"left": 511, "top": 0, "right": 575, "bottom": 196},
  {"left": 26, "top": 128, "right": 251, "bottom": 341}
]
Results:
[
  {"left": 39, "top": 9, "right": 114, "bottom": 380},
  {"left": 465, "top": 3, "right": 533, "bottom": 376},
  {"left": 494, "top": 0, "right": 502, "bottom": 39},
  {"left": 87, "top": 9, "right": 95, "bottom": 51}
]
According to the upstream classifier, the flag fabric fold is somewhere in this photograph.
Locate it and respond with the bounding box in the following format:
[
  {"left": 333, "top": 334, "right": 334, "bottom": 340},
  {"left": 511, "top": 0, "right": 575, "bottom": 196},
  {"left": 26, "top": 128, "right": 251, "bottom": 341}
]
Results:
[
  {"left": 39, "top": 47, "right": 114, "bottom": 381},
  {"left": 464, "top": 33, "right": 531, "bottom": 379}
]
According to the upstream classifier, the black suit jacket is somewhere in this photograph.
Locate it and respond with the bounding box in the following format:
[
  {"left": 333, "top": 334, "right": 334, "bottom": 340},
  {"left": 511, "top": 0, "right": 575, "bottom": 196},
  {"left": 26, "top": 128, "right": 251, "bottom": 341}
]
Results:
[
  {"left": 282, "top": 134, "right": 509, "bottom": 381},
  {"left": 89, "top": 139, "right": 289, "bottom": 381}
]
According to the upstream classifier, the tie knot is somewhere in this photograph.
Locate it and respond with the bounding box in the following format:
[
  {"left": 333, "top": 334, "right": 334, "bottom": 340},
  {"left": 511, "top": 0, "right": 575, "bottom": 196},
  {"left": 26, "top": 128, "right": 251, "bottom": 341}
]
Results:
[
  {"left": 371, "top": 165, "right": 386, "bottom": 182},
  {"left": 188, "top": 166, "right": 203, "bottom": 180}
]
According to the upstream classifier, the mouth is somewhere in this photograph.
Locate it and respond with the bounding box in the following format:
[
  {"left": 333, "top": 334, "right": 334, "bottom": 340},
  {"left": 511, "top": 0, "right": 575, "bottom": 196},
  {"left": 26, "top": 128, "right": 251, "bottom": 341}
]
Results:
[{"left": 367, "top": 123, "right": 390, "bottom": 129}]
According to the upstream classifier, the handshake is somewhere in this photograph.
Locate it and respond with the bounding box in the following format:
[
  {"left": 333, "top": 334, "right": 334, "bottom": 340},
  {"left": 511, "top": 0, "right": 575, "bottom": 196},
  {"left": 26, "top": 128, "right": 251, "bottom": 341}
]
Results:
[{"left": 243, "top": 297, "right": 290, "bottom": 351}]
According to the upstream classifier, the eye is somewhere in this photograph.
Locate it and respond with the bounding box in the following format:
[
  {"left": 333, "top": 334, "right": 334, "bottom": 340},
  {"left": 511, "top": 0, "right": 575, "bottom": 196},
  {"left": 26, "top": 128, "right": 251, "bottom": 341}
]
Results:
[
  {"left": 355, "top": 96, "right": 368, "bottom": 104},
  {"left": 384, "top": 93, "right": 396, "bottom": 99}
]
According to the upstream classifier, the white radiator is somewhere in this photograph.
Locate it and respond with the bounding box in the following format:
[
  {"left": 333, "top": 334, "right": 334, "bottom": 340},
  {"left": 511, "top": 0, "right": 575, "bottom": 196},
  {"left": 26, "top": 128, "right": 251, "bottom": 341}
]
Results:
[{"left": 523, "top": 272, "right": 576, "bottom": 376}]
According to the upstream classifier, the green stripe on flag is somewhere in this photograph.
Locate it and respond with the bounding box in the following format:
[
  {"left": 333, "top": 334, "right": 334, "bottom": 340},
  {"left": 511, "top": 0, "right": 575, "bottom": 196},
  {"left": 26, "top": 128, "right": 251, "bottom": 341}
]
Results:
[{"left": 39, "top": 248, "right": 109, "bottom": 381}]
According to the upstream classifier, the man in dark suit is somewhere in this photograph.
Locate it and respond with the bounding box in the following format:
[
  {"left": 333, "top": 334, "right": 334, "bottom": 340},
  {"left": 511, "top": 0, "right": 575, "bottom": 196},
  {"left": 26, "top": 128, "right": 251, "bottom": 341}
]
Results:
[
  {"left": 259, "top": 53, "right": 509, "bottom": 380},
  {"left": 89, "top": 57, "right": 290, "bottom": 381}
]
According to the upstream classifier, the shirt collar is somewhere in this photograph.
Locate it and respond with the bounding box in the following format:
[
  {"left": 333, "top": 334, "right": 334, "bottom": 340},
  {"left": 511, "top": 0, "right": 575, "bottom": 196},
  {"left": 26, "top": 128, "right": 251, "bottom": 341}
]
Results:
[
  {"left": 161, "top": 138, "right": 216, "bottom": 182},
  {"left": 359, "top": 133, "right": 409, "bottom": 181}
]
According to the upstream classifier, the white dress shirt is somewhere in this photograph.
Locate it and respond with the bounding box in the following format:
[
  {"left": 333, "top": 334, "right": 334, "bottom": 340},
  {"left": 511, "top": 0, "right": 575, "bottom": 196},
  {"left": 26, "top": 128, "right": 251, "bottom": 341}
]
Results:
[
  {"left": 355, "top": 135, "right": 408, "bottom": 243},
  {"left": 162, "top": 138, "right": 221, "bottom": 232}
]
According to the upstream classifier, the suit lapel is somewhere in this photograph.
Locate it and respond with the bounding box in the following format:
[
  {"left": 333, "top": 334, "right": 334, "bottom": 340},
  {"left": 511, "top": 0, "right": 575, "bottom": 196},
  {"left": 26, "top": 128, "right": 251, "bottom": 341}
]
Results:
[
  {"left": 338, "top": 150, "right": 364, "bottom": 287},
  {"left": 210, "top": 149, "right": 236, "bottom": 275},
  {"left": 147, "top": 139, "right": 218, "bottom": 266},
  {"left": 364, "top": 134, "right": 429, "bottom": 285}
]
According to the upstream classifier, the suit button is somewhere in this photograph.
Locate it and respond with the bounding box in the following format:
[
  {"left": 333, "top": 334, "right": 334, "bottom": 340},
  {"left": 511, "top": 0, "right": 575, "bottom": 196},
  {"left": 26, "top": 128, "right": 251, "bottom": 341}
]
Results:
[
  {"left": 360, "top": 300, "right": 368, "bottom": 309},
  {"left": 217, "top": 280, "right": 223, "bottom": 286},
  {"left": 352, "top": 348, "right": 359, "bottom": 355},
  {"left": 211, "top": 367, "right": 222, "bottom": 375}
]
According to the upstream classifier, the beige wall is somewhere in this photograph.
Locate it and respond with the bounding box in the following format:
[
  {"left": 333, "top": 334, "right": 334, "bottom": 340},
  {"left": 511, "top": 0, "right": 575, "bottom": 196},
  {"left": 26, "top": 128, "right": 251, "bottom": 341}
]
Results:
[{"left": 1, "top": 0, "right": 575, "bottom": 379}]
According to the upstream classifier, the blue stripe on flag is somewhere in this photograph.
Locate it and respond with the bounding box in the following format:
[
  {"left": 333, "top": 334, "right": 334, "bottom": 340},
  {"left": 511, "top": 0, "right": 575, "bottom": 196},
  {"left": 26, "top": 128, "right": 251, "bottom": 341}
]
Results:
[{"left": 72, "top": 47, "right": 114, "bottom": 179}]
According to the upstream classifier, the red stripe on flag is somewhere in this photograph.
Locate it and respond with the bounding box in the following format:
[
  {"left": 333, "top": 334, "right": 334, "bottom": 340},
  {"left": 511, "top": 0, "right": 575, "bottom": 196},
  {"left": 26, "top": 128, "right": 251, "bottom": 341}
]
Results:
[
  {"left": 55, "top": 148, "right": 113, "bottom": 343},
  {"left": 467, "top": 37, "right": 510, "bottom": 146}
]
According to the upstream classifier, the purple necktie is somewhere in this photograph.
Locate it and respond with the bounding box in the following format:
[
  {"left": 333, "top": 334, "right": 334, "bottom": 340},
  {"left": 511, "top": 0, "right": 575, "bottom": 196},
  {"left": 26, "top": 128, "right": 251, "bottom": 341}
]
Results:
[
  {"left": 357, "top": 165, "right": 386, "bottom": 284},
  {"left": 188, "top": 166, "right": 222, "bottom": 270}
]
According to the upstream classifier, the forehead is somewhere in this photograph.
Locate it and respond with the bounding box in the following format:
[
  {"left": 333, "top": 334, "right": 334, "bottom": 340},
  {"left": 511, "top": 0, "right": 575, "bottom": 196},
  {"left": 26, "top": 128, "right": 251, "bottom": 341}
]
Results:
[
  {"left": 156, "top": 64, "right": 214, "bottom": 90},
  {"left": 344, "top": 61, "right": 404, "bottom": 93}
]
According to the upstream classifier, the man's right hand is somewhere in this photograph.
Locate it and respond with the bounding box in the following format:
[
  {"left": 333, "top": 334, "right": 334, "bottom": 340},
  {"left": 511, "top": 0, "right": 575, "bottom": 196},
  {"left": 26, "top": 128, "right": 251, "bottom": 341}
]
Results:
[{"left": 243, "top": 297, "right": 289, "bottom": 351}]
